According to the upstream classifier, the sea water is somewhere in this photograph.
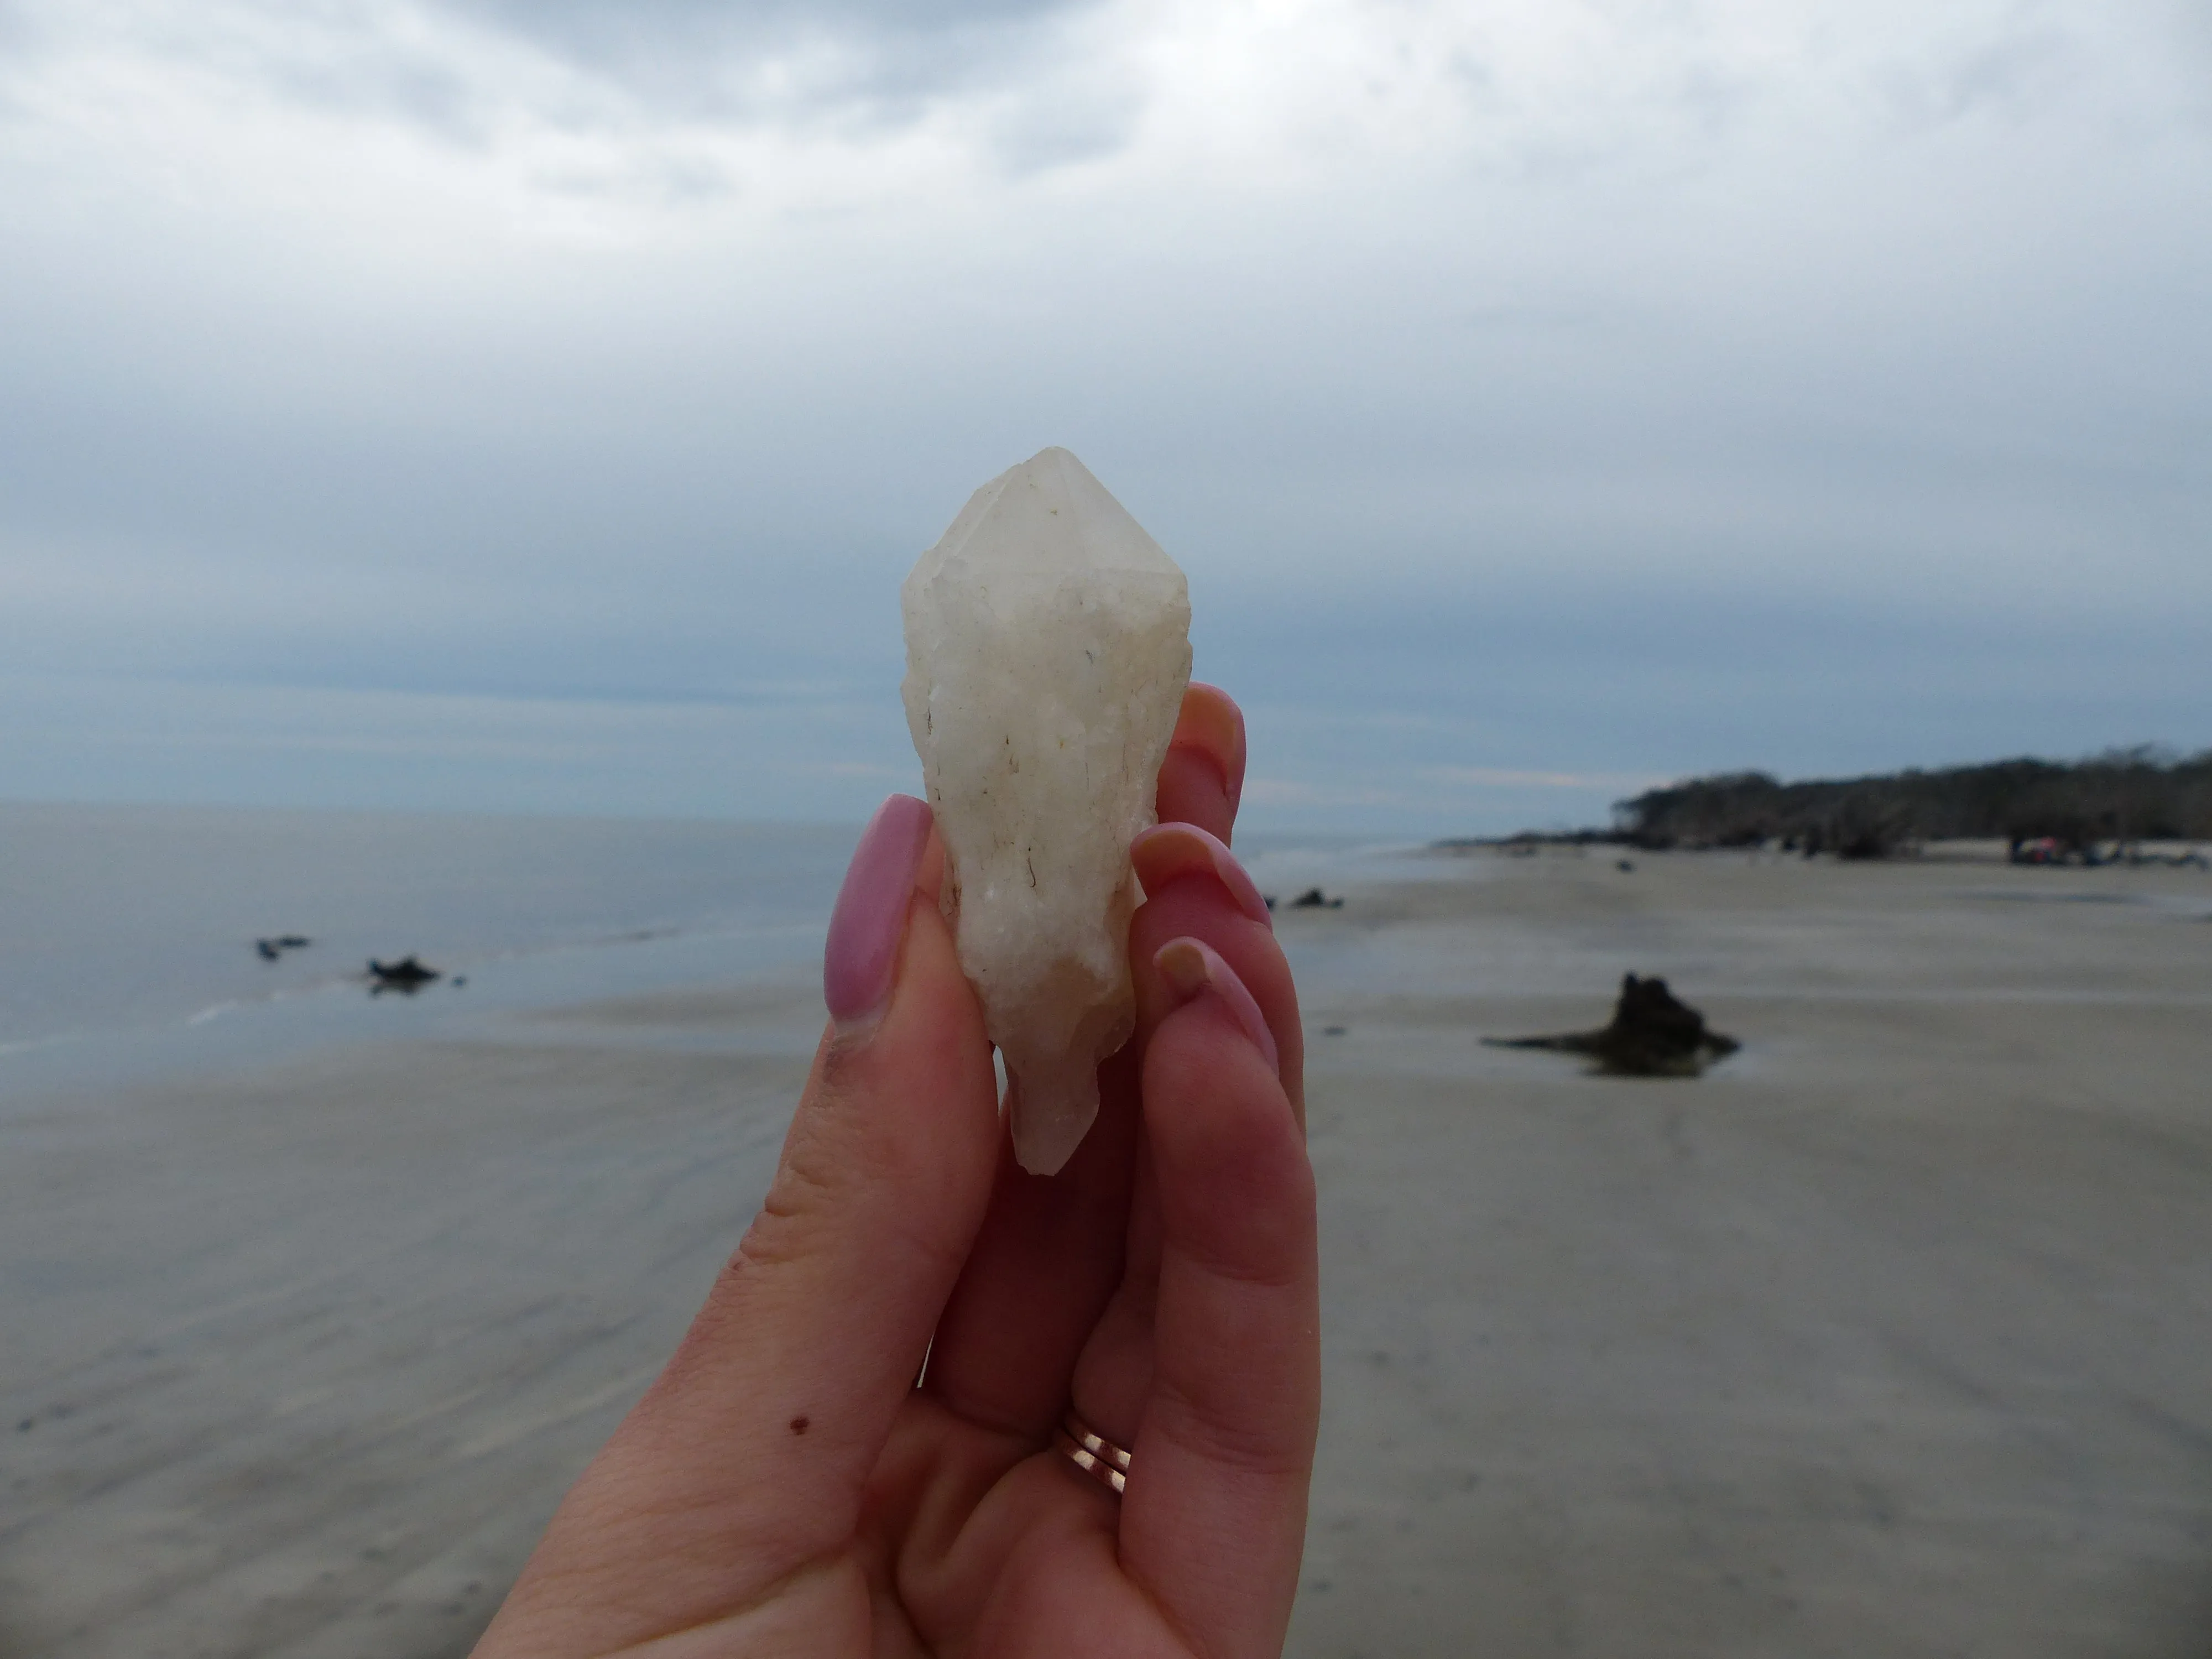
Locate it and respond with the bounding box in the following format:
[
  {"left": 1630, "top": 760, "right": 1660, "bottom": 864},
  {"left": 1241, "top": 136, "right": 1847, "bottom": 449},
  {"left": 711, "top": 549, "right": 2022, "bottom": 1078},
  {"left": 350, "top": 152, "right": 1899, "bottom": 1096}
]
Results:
[
  {"left": 0, "top": 800, "right": 1449, "bottom": 1108},
  {"left": 0, "top": 802, "right": 860, "bottom": 1107}
]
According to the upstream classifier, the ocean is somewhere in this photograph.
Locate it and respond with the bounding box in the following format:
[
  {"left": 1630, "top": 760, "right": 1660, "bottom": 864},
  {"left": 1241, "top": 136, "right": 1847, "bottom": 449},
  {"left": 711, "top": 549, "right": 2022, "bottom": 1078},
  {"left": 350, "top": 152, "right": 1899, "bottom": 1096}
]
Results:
[
  {"left": 0, "top": 800, "right": 1430, "bottom": 1109},
  {"left": 0, "top": 802, "right": 862, "bottom": 1107}
]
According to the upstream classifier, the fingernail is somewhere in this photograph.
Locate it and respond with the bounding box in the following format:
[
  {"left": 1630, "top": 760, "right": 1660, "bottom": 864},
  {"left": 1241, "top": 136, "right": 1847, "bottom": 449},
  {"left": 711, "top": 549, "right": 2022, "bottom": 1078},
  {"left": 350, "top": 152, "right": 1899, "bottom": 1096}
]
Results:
[
  {"left": 1131, "top": 822, "right": 1274, "bottom": 930},
  {"left": 1153, "top": 937, "right": 1280, "bottom": 1072},
  {"left": 1171, "top": 682, "right": 1246, "bottom": 815},
  {"left": 824, "top": 795, "right": 935, "bottom": 1035}
]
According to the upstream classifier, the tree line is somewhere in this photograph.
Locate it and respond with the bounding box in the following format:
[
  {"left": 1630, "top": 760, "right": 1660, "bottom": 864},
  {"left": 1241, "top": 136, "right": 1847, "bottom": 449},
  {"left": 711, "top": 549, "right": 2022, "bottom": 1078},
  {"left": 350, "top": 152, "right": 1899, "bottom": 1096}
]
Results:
[{"left": 1606, "top": 748, "right": 2212, "bottom": 859}]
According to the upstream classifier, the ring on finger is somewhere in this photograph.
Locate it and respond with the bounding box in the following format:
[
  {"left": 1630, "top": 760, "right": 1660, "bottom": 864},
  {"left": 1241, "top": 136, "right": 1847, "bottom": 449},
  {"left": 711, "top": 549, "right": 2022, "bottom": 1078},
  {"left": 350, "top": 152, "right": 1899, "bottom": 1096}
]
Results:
[{"left": 1055, "top": 1408, "right": 1132, "bottom": 1498}]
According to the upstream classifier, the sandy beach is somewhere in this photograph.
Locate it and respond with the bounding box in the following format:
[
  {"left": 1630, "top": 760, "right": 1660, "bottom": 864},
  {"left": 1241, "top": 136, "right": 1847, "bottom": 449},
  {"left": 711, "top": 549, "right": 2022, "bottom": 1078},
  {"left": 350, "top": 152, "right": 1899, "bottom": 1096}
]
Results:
[{"left": 4, "top": 847, "right": 2210, "bottom": 1657}]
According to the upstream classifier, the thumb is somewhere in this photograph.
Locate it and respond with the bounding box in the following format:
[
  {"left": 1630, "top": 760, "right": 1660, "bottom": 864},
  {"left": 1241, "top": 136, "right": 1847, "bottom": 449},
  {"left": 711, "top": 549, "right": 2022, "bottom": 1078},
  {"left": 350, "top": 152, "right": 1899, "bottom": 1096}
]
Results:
[{"left": 481, "top": 796, "right": 1000, "bottom": 1653}]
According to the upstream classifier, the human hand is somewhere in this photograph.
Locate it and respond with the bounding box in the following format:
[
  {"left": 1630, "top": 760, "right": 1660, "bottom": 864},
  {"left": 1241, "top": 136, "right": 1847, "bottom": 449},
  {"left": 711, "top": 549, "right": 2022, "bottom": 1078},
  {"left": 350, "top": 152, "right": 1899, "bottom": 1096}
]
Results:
[{"left": 472, "top": 684, "right": 1317, "bottom": 1658}]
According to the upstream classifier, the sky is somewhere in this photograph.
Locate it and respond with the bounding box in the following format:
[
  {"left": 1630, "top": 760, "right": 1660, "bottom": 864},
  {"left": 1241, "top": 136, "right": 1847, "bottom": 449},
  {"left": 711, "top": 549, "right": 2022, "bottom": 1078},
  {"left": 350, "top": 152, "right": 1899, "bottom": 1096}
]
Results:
[{"left": 1, "top": 0, "right": 2206, "bottom": 834}]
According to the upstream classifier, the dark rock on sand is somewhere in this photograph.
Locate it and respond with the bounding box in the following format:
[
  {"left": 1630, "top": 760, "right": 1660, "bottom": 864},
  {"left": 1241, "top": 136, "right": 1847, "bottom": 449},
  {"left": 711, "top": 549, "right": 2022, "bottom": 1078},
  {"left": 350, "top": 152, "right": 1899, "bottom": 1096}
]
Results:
[
  {"left": 1485, "top": 973, "right": 1740, "bottom": 1077},
  {"left": 368, "top": 956, "right": 442, "bottom": 995},
  {"left": 1291, "top": 888, "right": 1345, "bottom": 910}
]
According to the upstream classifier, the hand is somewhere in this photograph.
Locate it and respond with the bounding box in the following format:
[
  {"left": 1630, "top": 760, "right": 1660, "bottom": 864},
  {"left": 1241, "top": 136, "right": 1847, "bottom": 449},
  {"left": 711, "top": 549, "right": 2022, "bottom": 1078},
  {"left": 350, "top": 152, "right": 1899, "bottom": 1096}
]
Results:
[{"left": 472, "top": 684, "right": 1317, "bottom": 1659}]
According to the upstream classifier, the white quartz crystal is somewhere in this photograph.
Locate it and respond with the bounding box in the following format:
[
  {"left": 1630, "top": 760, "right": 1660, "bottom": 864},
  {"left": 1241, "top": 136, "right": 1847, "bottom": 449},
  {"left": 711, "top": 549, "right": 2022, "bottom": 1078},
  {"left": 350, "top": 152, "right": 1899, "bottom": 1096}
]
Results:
[{"left": 902, "top": 447, "right": 1193, "bottom": 1175}]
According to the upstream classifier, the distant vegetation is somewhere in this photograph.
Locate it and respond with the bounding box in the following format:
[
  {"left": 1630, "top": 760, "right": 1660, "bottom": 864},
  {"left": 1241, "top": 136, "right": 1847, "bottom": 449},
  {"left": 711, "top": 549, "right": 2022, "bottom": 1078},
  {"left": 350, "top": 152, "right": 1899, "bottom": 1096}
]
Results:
[
  {"left": 1602, "top": 748, "right": 2212, "bottom": 859},
  {"left": 1443, "top": 749, "right": 2212, "bottom": 861}
]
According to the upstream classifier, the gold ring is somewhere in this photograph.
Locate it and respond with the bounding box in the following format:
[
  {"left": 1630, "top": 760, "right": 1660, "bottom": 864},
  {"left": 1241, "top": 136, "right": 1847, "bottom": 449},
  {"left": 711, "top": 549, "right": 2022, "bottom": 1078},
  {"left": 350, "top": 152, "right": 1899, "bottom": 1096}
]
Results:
[{"left": 1055, "top": 1408, "right": 1132, "bottom": 1497}]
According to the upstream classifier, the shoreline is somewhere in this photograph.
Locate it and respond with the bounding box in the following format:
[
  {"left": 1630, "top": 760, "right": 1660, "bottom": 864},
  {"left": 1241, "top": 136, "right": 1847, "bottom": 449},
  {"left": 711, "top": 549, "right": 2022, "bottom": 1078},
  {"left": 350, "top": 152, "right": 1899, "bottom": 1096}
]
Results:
[
  {"left": 1439, "top": 832, "right": 2212, "bottom": 865},
  {"left": 5, "top": 848, "right": 2210, "bottom": 1656}
]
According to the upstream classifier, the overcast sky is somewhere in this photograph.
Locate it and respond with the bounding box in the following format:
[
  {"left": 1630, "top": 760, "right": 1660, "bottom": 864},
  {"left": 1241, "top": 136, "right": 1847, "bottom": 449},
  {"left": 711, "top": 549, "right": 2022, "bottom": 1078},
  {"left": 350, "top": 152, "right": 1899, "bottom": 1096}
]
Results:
[{"left": 2, "top": 0, "right": 2206, "bottom": 832}]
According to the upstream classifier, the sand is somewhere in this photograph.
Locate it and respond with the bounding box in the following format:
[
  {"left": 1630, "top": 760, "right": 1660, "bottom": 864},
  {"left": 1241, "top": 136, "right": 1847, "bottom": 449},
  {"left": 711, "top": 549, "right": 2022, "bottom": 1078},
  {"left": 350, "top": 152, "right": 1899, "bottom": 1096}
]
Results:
[{"left": 4, "top": 849, "right": 2209, "bottom": 1657}]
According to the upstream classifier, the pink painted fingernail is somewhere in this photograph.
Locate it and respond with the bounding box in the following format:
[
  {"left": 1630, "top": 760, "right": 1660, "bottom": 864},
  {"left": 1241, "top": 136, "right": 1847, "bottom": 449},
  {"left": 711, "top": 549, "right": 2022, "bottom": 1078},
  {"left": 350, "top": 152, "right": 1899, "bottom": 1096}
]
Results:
[
  {"left": 1130, "top": 822, "right": 1274, "bottom": 930},
  {"left": 1171, "top": 683, "right": 1247, "bottom": 815},
  {"left": 824, "top": 795, "right": 934, "bottom": 1035},
  {"left": 1153, "top": 937, "right": 1280, "bottom": 1072}
]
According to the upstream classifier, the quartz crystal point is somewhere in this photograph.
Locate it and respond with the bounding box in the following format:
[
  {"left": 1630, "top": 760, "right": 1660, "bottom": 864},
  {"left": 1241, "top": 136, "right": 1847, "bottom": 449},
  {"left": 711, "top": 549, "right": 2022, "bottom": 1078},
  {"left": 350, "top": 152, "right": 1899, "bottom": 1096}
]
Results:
[{"left": 902, "top": 447, "right": 1193, "bottom": 1175}]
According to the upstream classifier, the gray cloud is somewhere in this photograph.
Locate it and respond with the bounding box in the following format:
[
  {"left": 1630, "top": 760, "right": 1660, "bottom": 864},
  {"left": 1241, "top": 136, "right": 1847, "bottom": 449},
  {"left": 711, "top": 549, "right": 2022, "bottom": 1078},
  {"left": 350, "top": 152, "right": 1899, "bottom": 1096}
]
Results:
[
  {"left": 446, "top": 0, "right": 1107, "bottom": 130},
  {"left": 388, "top": 0, "right": 1117, "bottom": 147},
  {"left": 0, "top": 0, "right": 1131, "bottom": 174},
  {"left": 0, "top": 2, "right": 2206, "bottom": 828},
  {"left": 1871, "top": 12, "right": 2085, "bottom": 129},
  {"left": 444, "top": 0, "right": 1091, "bottom": 53}
]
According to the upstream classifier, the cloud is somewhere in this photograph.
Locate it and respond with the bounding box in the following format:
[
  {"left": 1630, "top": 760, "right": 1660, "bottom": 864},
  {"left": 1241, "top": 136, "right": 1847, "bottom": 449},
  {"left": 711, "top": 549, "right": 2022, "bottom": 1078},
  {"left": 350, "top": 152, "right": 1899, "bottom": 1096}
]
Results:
[
  {"left": 0, "top": 0, "right": 1140, "bottom": 191},
  {"left": 7, "top": 0, "right": 2204, "bottom": 239},
  {"left": 0, "top": 672, "right": 920, "bottom": 818},
  {"left": 439, "top": 0, "right": 1103, "bottom": 117},
  {"left": 432, "top": 0, "right": 1141, "bottom": 168},
  {"left": 800, "top": 760, "right": 917, "bottom": 780},
  {"left": 1420, "top": 768, "right": 1670, "bottom": 793},
  {"left": 0, "top": 1, "right": 2205, "bottom": 827},
  {"left": 1239, "top": 777, "right": 1407, "bottom": 811}
]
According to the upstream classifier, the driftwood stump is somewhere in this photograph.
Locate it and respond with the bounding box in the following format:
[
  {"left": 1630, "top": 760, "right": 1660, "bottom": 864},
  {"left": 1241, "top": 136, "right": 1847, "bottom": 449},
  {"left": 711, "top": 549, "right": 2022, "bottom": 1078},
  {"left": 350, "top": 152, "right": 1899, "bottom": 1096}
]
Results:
[{"left": 1485, "top": 973, "right": 1740, "bottom": 1076}]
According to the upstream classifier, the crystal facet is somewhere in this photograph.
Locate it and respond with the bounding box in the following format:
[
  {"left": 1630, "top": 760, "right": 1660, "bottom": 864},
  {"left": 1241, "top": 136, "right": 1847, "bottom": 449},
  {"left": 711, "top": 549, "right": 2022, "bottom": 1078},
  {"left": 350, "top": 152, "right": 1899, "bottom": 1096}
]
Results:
[{"left": 902, "top": 447, "right": 1193, "bottom": 1174}]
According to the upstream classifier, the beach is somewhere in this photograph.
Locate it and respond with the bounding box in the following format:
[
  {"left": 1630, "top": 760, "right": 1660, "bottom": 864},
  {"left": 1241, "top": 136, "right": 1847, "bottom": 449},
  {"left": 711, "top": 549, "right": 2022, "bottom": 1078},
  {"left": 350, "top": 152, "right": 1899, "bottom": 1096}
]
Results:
[{"left": 4, "top": 840, "right": 2210, "bottom": 1656}]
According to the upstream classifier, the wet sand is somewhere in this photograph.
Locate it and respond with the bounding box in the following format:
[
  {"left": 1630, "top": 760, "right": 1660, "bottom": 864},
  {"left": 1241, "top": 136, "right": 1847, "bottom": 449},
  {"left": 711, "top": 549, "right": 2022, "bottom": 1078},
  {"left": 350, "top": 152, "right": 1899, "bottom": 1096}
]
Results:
[{"left": 4, "top": 849, "right": 2210, "bottom": 1656}]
